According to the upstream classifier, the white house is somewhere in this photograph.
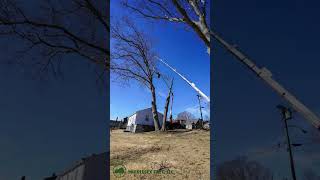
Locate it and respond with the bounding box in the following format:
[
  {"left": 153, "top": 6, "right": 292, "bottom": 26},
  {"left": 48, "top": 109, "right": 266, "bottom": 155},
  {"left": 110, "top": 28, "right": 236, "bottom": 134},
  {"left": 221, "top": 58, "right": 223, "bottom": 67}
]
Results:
[{"left": 126, "top": 107, "right": 164, "bottom": 132}]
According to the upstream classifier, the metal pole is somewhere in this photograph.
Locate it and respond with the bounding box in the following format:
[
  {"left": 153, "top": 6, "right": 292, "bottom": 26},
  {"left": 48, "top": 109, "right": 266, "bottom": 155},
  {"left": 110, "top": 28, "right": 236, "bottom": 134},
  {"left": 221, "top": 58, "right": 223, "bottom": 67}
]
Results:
[
  {"left": 197, "top": 94, "right": 204, "bottom": 128},
  {"left": 284, "top": 117, "right": 297, "bottom": 180},
  {"left": 278, "top": 105, "right": 297, "bottom": 180}
]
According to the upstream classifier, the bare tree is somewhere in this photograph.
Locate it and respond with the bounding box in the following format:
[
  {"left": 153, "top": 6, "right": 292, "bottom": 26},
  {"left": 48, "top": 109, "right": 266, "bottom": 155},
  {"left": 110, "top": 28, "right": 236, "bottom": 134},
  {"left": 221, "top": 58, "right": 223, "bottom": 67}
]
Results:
[
  {"left": 161, "top": 77, "right": 173, "bottom": 131},
  {"left": 216, "top": 157, "right": 273, "bottom": 180},
  {"left": 0, "top": 0, "right": 108, "bottom": 79},
  {"left": 177, "top": 111, "right": 196, "bottom": 120},
  {"left": 121, "top": 0, "right": 210, "bottom": 54},
  {"left": 111, "top": 18, "right": 161, "bottom": 131}
]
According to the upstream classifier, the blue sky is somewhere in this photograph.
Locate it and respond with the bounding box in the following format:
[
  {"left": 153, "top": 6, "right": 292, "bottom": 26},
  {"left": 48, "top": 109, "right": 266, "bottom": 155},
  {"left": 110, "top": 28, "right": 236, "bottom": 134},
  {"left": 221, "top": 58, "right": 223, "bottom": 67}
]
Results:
[
  {"left": 110, "top": 1, "right": 210, "bottom": 120},
  {"left": 0, "top": 1, "right": 107, "bottom": 179},
  {"left": 213, "top": 0, "right": 320, "bottom": 178},
  {"left": 0, "top": 61, "right": 107, "bottom": 180}
]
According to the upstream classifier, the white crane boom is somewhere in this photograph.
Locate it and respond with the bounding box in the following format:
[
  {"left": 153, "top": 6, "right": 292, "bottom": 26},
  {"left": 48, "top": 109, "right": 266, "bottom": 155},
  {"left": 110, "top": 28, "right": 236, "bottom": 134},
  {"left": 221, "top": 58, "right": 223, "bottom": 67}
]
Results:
[
  {"left": 156, "top": 57, "right": 210, "bottom": 102},
  {"left": 211, "top": 30, "right": 320, "bottom": 130}
]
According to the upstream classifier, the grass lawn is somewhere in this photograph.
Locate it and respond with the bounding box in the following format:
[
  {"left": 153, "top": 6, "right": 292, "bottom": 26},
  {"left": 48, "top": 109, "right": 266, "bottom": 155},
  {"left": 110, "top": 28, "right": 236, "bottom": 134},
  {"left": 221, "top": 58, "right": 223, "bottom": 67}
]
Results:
[{"left": 110, "top": 129, "right": 210, "bottom": 180}]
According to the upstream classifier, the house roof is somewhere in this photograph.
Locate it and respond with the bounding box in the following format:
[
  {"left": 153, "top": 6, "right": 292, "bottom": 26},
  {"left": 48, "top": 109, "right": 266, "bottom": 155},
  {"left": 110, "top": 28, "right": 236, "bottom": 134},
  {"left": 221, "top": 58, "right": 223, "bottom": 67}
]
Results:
[
  {"left": 57, "top": 152, "right": 107, "bottom": 176},
  {"left": 127, "top": 107, "right": 164, "bottom": 118}
]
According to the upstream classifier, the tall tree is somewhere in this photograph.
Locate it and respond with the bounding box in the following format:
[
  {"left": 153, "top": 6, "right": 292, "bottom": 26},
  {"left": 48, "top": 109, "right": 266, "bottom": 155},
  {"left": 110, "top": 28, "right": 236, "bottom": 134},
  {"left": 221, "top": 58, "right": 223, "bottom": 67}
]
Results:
[
  {"left": 0, "top": 0, "right": 108, "bottom": 79},
  {"left": 122, "top": 0, "right": 210, "bottom": 54},
  {"left": 111, "top": 18, "right": 161, "bottom": 130}
]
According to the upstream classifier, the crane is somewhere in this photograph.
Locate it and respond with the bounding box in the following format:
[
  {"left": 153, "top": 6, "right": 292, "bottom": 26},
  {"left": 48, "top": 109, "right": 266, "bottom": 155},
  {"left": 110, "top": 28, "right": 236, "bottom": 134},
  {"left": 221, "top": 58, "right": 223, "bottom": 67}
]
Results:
[
  {"left": 211, "top": 30, "right": 320, "bottom": 130},
  {"left": 156, "top": 56, "right": 210, "bottom": 102}
]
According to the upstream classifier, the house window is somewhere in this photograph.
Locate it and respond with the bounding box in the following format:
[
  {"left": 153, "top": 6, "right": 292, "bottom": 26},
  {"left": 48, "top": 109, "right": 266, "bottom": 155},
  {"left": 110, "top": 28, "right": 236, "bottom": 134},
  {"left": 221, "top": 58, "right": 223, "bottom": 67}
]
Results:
[{"left": 145, "top": 115, "right": 149, "bottom": 121}]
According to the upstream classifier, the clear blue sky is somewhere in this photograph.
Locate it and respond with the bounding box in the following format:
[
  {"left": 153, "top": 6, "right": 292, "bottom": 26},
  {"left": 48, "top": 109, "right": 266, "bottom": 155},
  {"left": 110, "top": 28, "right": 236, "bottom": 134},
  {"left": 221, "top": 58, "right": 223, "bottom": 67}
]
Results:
[
  {"left": 110, "top": 1, "right": 210, "bottom": 120},
  {"left": 0, "top": 61, "right": 107, "bottom": 180},
  {"left": 213, "top": 0, "right": 320, "bottom": 178}
]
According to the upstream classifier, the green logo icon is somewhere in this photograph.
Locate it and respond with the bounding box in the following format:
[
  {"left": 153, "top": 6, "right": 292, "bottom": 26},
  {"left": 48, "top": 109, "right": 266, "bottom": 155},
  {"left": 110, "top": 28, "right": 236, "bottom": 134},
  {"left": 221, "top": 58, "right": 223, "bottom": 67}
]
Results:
[{"left": 113, "top": 164, "right": 126, "bottom": 177}]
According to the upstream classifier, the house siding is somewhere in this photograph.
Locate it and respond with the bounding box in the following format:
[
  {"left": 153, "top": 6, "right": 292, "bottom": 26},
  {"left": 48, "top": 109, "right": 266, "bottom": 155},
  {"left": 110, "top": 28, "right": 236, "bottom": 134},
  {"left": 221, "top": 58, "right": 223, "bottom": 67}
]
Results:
[{"left": 125, "top": 108, "right": 164, "bottom": 132}]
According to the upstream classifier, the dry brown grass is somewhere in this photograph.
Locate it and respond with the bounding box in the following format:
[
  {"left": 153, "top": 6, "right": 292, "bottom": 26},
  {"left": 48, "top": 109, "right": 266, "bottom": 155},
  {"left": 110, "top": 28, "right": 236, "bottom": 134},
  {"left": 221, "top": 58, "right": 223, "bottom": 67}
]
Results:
[{"left": 110, "top": 129, "right": 210, "bottom": 180}]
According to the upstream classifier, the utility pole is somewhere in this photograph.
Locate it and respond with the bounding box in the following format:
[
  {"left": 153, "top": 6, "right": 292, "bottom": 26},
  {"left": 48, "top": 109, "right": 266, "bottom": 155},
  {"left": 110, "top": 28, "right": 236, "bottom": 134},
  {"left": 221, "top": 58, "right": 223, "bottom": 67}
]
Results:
[
  {"left": 197, "top": 95, "right": 204, "bottom": 120},
  {"left": 197, "top": 94, "right": 204, "bottom": 128},
  {"left": 277, "top": 105, "right": 297, "bottom": 180}
]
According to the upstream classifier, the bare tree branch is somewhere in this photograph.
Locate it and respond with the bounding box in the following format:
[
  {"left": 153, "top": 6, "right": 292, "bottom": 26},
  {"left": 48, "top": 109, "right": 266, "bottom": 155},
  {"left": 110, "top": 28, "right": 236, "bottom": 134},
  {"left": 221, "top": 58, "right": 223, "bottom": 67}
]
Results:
[
  {"left": 122, "top": 0, "right": 184, "bottom": 22},
  {"left": 0, "top": 0, "right": 109, "bottom": 79},
  {"left": 122, "top": 0, "right": 210, "bottom": 53},
  {"left": 177, "top": 111, "right": 196, "bottom": 120}
]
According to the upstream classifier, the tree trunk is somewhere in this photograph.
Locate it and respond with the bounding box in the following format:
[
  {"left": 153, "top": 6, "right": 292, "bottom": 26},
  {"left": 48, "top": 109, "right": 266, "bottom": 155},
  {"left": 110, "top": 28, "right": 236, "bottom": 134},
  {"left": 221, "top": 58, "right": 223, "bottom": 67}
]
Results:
[
  {"left": 161, "top": 79, "right": 173, "bottom": 131},
  {"left": 150, "top": 84, "right": 160, "bottom": 131}
]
